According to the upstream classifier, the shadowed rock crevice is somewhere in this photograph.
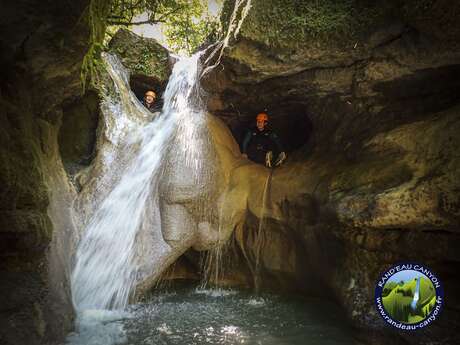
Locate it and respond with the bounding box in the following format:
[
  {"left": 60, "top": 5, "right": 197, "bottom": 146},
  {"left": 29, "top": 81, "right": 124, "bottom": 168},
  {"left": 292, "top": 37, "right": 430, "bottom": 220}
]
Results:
[{"left": 59, "top": 91, "right": 100, "bottom": 175}]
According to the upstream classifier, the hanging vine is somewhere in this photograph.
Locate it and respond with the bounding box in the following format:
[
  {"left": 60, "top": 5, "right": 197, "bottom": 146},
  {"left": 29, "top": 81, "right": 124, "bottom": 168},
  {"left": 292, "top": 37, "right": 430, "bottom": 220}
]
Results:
[{"left": 80, "top": 0, "right": 112, "bottom": 93}]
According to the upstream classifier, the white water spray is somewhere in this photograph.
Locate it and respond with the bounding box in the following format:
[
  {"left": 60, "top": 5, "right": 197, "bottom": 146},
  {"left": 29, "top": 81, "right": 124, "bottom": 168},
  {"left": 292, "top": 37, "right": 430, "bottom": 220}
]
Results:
[
  {"left": 71, "top": 52, "right": 205, "bottom": 312},
  {"left": 411, "top": 277, "right": 421, "bottom": 311}
]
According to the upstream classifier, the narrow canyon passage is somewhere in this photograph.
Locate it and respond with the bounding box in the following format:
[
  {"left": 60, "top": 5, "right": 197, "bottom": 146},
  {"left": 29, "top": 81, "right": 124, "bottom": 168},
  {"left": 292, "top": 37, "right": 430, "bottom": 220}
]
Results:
[
  {"left": 65, "top": 40, "right": 349, "bottom": 344},
  {"left": 1, "top": 1, "right": 460, "bottom": 345}
]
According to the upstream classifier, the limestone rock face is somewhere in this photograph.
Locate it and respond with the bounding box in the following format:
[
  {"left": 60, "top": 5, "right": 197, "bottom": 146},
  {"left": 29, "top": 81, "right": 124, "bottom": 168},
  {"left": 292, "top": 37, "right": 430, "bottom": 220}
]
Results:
[
  {"left": 0, "top": 13, "right": 174, "bottom": 345},
  {"left": 71, "top": 28, "right": 175, "bottom": 242},
  {"left": 1, "top": 1, "right": 459, "bottom": 345},
  {"left": 194, "top": 1, "right": 460, "bottom": 344},
  {"left": 0, "top": 0, "right": 91, "bottom": 344},
  {"left": 108, "top": 28, "right": 173, "bottom": 101},
  {"left": 59, "top": 91, "right": 100, "bottom": 175}
]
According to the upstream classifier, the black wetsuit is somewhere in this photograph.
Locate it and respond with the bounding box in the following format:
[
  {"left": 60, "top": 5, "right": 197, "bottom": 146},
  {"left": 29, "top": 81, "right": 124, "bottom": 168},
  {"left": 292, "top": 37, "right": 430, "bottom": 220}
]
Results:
[
  {"left": 242, "top": 127, "right": 284, "bottom": 165},
  {"left": 143, "top": 101, "right": 162, "bottom": 113}
]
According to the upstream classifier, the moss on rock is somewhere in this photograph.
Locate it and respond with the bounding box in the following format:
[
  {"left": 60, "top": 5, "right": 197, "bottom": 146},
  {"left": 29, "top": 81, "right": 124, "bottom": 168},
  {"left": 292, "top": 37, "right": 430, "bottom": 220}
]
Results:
[
  {"left": 230, "top": 0, "right": 388, "bottom": 48},
  {"left": 108, "top": 28, "right": 171, "bottom": 83},
  {"left": 227, "top": 0, "right": 460, "bottom": 49}
]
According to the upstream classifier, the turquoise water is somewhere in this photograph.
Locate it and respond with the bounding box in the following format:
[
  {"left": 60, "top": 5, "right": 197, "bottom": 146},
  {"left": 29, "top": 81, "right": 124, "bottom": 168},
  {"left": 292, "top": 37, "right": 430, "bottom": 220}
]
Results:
[{"left": 120, "top": 287, "right": 357, "bottom": 345}]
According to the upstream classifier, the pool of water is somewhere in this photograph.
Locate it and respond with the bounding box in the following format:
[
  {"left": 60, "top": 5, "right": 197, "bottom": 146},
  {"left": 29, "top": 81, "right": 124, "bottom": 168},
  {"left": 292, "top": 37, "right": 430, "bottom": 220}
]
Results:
[{"left": 67, "top": 286, "right": 358, "bottom": 345}]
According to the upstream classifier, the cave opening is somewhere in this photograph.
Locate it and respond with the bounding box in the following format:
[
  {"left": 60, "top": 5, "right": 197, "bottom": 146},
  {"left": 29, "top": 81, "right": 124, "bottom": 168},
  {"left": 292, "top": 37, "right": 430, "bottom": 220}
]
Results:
[
  {"left": 130, "top": 74, "right": 168, "bottom": 109},
  {"left": 225, "top": 103, "right": 314, "bottom": 157}
]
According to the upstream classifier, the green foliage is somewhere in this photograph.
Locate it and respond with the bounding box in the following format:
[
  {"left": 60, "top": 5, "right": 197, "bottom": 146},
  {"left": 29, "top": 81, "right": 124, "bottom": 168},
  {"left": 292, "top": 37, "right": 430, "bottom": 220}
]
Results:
[
  {"left": 105, "top": 0, "right": 215, "bottom": 28},
  {"left": 382, "top": 281, "right": 397, "bottom": 297},
  {"left": 282, "top": 0, "right": 356, "bottom": 34},
  {"left": 131, "top": 45, "right": 168, "bottom": 75},
  {"left": 108, "top": 0, "right": 158, "bottom": 25},
  {"left": 80, "top": 0, "right": 221, "bottom": 92},
  {"left": 240, "top": 0, "right": 386, "bottom": 47},
  {"left": 133, "top": 46, "right": 156, "bottom": 74},
  {"left": 421, "top": 296, "right": 436, "bottom": 317},
  {"left": 80, "top": 0, "right": 111, "bottom": 94},
  {"left": 382, "top": 277, "right": 436, "bottom": 324},
  {"left": 163, "top": 2, "right": 221, "bottom": 55}
]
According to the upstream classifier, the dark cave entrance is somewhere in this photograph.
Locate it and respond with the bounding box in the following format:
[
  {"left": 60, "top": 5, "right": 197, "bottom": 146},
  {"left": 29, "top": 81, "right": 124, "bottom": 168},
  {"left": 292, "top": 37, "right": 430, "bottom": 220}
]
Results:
[
  {"left": 227, "top": 103, "right": 313, "bottom": 155},
  {"left": 130, "top": 74, "right": 167, "bottom": 109}
]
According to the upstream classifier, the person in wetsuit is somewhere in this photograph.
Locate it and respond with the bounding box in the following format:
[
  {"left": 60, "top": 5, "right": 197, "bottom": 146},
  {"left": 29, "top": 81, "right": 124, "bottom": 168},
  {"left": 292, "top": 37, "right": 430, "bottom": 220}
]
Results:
[
  {"left": 142, "top": 90, "right": 161, "bottom": 115},
  {"left": 241, "top": 112, "right": 287, "bottom": 167}
]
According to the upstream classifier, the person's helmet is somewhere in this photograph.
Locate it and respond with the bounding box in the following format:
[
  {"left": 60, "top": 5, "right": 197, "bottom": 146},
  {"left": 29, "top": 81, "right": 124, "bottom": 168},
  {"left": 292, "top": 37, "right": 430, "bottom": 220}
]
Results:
[
  {"left": 256, "top": 112, "right": 268, "bottom": 122},
  {"left": 145, "top": 90, "right": 156, "bottom": 98}
]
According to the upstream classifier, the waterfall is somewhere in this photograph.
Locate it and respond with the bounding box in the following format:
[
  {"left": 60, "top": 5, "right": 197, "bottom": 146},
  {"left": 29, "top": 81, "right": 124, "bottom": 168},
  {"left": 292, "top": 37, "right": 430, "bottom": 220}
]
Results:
[
  {"left": 71, "top": 51, "right": 207, "bottom": 312},
  {"left": 253, "top": 169, "right": 273, "bottom": 292},
  {"left": 411, "top": 277, "right": 421, "bottom": 311}
]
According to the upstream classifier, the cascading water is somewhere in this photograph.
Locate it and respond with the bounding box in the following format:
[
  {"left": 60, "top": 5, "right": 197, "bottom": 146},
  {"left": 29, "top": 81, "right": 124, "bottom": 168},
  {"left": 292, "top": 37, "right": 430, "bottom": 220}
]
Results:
[
  {"left": 66, "top": 32, "right": 358, "bottom": 345},
  {"left": 253, "top": 169, "right": 273, "bottom": 292},
  {"left": 68, "top": 51, "right": 212, "bottom": 344},
  {"left": 66, "top": 1, "right": 351, "bottom": 343},
  {"left": 411, "top": 277, "right": 421, "bottom": 311}
]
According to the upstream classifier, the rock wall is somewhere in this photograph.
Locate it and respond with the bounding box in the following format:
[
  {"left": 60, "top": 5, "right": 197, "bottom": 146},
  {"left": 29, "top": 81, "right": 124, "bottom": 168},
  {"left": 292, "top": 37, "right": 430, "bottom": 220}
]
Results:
[
  {"left": 1, "top": 1, "right": 459, "bottom": 344},
  {"left": 194, "top": 1, "right": 460, "bottom": 344},
  {"left": 108, "top": 28, "right": 174, "bottom": 105},
  {"left": 74, "top": 30, "right": 173, "bottom": 223},
  {"left": 0, "top": 1, "right": 91, "bottom": 344}
]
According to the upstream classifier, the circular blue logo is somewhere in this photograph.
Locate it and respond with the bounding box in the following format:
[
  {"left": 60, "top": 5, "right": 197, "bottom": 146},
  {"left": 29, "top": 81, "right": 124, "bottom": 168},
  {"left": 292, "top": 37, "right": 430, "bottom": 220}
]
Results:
[{"left": 375, "top": 262, "right": 444, "bottom": 330}]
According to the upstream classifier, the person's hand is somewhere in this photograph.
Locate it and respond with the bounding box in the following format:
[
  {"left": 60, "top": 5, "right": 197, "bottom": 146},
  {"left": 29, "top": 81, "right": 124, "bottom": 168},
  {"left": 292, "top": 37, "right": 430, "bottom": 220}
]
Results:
[
  {"left": 242, "top": 153, "right": 248, "bottom": 159},
  {"left": 265, "top": 151, "right": 273, "bottom": 168},
  {"left": 275, "top": 152, "right": 287, "bottom": 166}
]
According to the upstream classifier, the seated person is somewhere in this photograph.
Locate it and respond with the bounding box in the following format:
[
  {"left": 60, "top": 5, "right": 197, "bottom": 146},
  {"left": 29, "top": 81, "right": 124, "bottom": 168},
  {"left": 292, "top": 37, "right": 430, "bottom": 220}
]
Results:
[
  {"left": 142, "top": 90, "right": 161, "bottom": 114},
  {"left": 241, "top": 112, "right": 287, "bottom": 167}
]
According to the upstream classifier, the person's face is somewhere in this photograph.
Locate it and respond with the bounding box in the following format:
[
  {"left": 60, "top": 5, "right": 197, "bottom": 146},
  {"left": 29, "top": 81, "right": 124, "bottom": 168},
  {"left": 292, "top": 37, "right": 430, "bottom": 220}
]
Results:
[
  {"left": 256, "top": 119, "right": 267, "bottom": 130},
  {"left": 144, "top": 92, "right": 156, "bottom": 105}
]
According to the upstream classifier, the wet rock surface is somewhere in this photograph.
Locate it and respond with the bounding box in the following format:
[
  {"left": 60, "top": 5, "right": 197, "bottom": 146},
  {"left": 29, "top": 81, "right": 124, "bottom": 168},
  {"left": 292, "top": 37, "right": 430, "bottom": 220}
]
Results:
[
  {"left": 0, "top": 0, "right": 90, "bottom": 344},
  {"left": 1, "top": 1, "right": 460, "bottom": 345},
  {"left": 194, "top": 1, "right": 460, "bottom": 344},
  {"left": 108, "top": 28, "right": 173, "bottom": 103}
]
